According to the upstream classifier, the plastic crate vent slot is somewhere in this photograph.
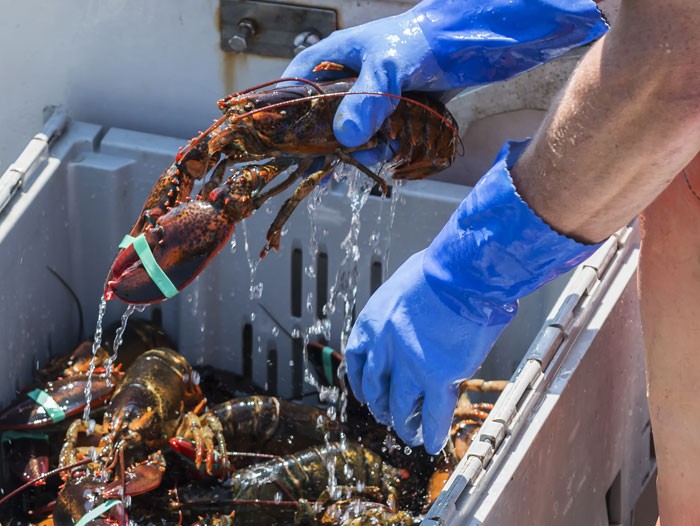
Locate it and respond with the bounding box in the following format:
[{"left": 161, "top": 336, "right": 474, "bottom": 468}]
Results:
[
  {"left": 242, "top": 322, "right": 253, "bottom": 381},
  {"left": 291, "top": 332, "right": 304, "bottom": 398},
  {"left": 370, "top": 260, "right": 383, "bottom": 295},
  {"left": 316, "top": 251, "right": 328, "bottom": 319},
  {"left": 291, "top": 247, "right": 303, "bottom": 318},
  {"left": 606, "top": 469, "right": 624, "bottom": 525},
  {"left": 267, "top": 347, "right": 278, "bottom": 394}
]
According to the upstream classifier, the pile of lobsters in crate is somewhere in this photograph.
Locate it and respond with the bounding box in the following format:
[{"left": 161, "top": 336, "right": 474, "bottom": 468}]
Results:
[{"left": 0, "top": 318, "right": 505, "bottom": 525}]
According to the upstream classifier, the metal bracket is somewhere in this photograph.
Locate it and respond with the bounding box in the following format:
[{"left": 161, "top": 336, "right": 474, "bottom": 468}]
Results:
[
  {"left": 0, "top": 106, "right": 69, "bottom": 217},
  {"left": 220, "top": 0, "right": 337, "bottom": 58}
]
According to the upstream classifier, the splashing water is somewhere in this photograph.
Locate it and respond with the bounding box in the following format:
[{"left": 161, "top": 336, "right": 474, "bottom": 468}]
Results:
[
  {"left": 241, "top": 222, "right": 263, "bottom": 300},
  {"left": 229, "top": 229, "right": 238, "bottom": 253},
  {"left": 83, "top": 296, "right": 107, "bottom": 421},
  {"left": 326, "top": 166, "right": 375, "bottom": 350},
  {"left": 103, "top": 304, "right": 144, "bottom": 383},
  {"left": 383, "top": 178, "right": 403, "bottom": 271},
  {"left": 304, "top": 183, "right": 329, "bottom": 279}
]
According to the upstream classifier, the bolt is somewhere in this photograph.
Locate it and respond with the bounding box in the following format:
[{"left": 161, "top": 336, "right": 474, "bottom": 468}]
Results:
[
  {"left": 293, "top": 30, "right": 321, "bottom": 55},
  {"left": 228, "top": 18, "right": 256, "bottom": 53}
]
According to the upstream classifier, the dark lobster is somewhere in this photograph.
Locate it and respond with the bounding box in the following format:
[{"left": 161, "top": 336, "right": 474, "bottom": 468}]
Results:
[
  {"left": 171, "top": 442, "right": 407, "bottom": 525},
  {"left": 53, "top": 348, "right": 203, "bottom": 525},
  {"left": 169, "top": 395, "right": 339, "bottom": 476},
  {"left": 104, "top": 66, "right": 459, "bottom": 304}
]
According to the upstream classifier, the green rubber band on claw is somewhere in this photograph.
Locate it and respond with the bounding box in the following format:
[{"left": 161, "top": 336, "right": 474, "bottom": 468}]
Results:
[
  {"left": 26, "top": 389, "right": 66, "bottom": 423},
  {"left": 322, "top": 346, "right": 335, "bottom": 386},
  {"left": 119, "top": 234, "right": 179, "bottom": 299},
  {"left": 75, "top": 499, "right": 122, "bottom": 526}
]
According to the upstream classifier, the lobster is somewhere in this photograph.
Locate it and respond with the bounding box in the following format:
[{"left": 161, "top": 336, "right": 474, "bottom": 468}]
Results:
[
  {"left": 53, "top": 348, "right": 203, "bottom": 525},
  {"left": 58, "top": 348, "right": 202, "bottom": 470},
  {"left": 52, "top": 451, "right": 166, "bottom": 526},
  {"left": 0, "top": 318, "right": 174, "bottom": 432},
  {"left": 171, "top": 442, "right": 407, "bottom": 526},
  {"left": 313, "top": 498, "right": 417, "bottom": 525},
  {"left": 104, "top": 64, "right": 459, "bottom": 305},
  {"left": 170, "top": 395, "right": 339, "bottom": 477}
]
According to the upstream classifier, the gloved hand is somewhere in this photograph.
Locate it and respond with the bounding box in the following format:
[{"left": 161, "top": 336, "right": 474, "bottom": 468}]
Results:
[
  {"left": 345, "top": 140, "right": 602, "bottom": 454},
  {"left": 283, "top": 0, "right": 607, "bottom": 147}
]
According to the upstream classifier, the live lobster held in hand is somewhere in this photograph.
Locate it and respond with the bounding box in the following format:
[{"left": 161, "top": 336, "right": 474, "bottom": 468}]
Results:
[{"left": 104, "top": 63, "right": 460, "bottom": 305}]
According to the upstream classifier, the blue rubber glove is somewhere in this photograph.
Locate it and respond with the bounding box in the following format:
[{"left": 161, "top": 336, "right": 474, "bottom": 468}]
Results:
[
  {"left": 283, "top": 0, "right": 607, "bottom": 147},
  {"left": 345, "top": 141, "right": 602, "bottom": 454}
]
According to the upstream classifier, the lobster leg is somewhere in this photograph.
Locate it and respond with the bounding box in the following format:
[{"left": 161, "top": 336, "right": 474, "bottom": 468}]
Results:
[
  {"left": 132, "top": 136, "right": 222, "bottom": 236},
  {"left": 251, "top": 158, "right": 314, "bottom": 209},
  {"left": 175, "top": 411, "right": 229, "bottom": 476},
  {"left": 335, "top": 149, "right": 388, "bottom": 196},
  {"left": 459, "top": 379, "right": 509, "bottom": 393},
  {"left": 198, "top": 158, "right": 230, "bottom": 199},
  {"left": 261, "top": 158, "right": 336, "bottom": 258}
]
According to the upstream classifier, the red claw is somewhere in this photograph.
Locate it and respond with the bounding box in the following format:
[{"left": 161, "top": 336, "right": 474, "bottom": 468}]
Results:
[
  {"left": 102, "top": 452, "right": 166, "bottom": 498},
  {"left": 105, "top": 200, "right": 235, "bottom": 305},
  {"left": 0, "top": 373, "right": 119, "bottom": 430},
  {"left": 169, "top": 437, "right": 228, "bottom": 477}
]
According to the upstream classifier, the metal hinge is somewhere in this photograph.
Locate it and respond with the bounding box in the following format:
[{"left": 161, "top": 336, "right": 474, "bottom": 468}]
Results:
[
  {"left": 0, "top": 106, "right": 69, "bottom": 217},
  {"left": 422, "top": 224, "right": 636, "bottom": 525},
  {"left": 479, "top": 226, "right": 632, "bottom": 449}
]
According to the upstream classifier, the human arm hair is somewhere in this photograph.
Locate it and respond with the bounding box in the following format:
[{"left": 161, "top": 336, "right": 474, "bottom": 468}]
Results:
[{"left": 511, "top": 0, "right": 700, "bottom": 243}]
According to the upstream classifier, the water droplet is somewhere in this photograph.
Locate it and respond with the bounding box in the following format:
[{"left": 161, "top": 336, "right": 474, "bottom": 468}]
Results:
[
  {"left": 306, "top": 292, "right": 314, "bottom": 313},
  {"left": 249, "top": 283, "right": 263, "bottom": 300}
]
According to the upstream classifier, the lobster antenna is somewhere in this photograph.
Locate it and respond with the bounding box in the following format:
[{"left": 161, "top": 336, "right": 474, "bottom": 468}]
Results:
[
  {"left": 230, "top": 91, "right": 459, "bottom": 137},
  {"left": 228, "top": 90, "right": 465, "bottom": 157},
  {"left": 218, "top": 77, "right": 325, "bottom": 106},
  {"left": 176, "top": 88, "right": 463, "bottom": 171},
  {"left": 0, "top": 457, "right": 92, "bottom": 507},
  {"left": 47, "top": 265, "right": 84, "bottom": 345}
]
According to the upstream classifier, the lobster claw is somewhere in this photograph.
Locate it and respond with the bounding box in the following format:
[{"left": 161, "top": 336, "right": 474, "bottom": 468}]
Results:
[
  {"left": 104, "top": 199, "right": 235, "bottom": 305},
  {"left": 102, "top": 451, "right": 167, "bottom": 498},
  {"left": 0, "top": 372, "right": 120, "bottom": 430}
]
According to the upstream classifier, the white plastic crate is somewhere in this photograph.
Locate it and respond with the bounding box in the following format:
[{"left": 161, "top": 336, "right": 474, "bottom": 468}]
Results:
[
  {"left": 0, "top": 109, "right": 653, "bottom": 526},
  {"left": 0, "top": 58, "right": 653, "bottom": 524}
]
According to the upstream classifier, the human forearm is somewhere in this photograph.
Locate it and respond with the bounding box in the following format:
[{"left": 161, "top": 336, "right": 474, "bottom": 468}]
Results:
[{"left": 511, "top": 1, "right": 700, "bottom": 243}]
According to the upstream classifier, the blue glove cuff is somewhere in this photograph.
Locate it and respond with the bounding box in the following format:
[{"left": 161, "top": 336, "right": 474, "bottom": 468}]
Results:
[
  {"left": 424, "top": 139, "right": 602, "bottom": 320},
  {"left": 413, "top": 0, "right": 608, "bottom": 88}
]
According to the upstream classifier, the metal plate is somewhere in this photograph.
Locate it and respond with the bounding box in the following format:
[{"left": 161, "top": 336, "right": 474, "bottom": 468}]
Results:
[{"left": 220, "top": 0, "right": 337, "bottom": 58}]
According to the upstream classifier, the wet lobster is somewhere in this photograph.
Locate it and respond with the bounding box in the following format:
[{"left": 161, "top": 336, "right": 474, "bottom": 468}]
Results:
[
  {"left": 104, "top": 63, "right": 459, "bottom": 304},
  {"left": 53, "top": 348, "right": 203, "bottom": 525},
  {"left": 169, "top": 395, "right": 340, "bottom": 477},
  {"left": 171, "top": 442, "right": 407, "bottom": 525}
]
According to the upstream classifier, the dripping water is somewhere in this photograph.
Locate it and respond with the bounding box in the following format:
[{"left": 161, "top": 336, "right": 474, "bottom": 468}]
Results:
[
  {"left": 83, "top": 296, "right": 107, "bottom": 421},
  {"left": 103, "top": 304, "right": 145, "bottom": 382},
  {"left": 242, "top": 222, "right": 263, "bottom": 300}
]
